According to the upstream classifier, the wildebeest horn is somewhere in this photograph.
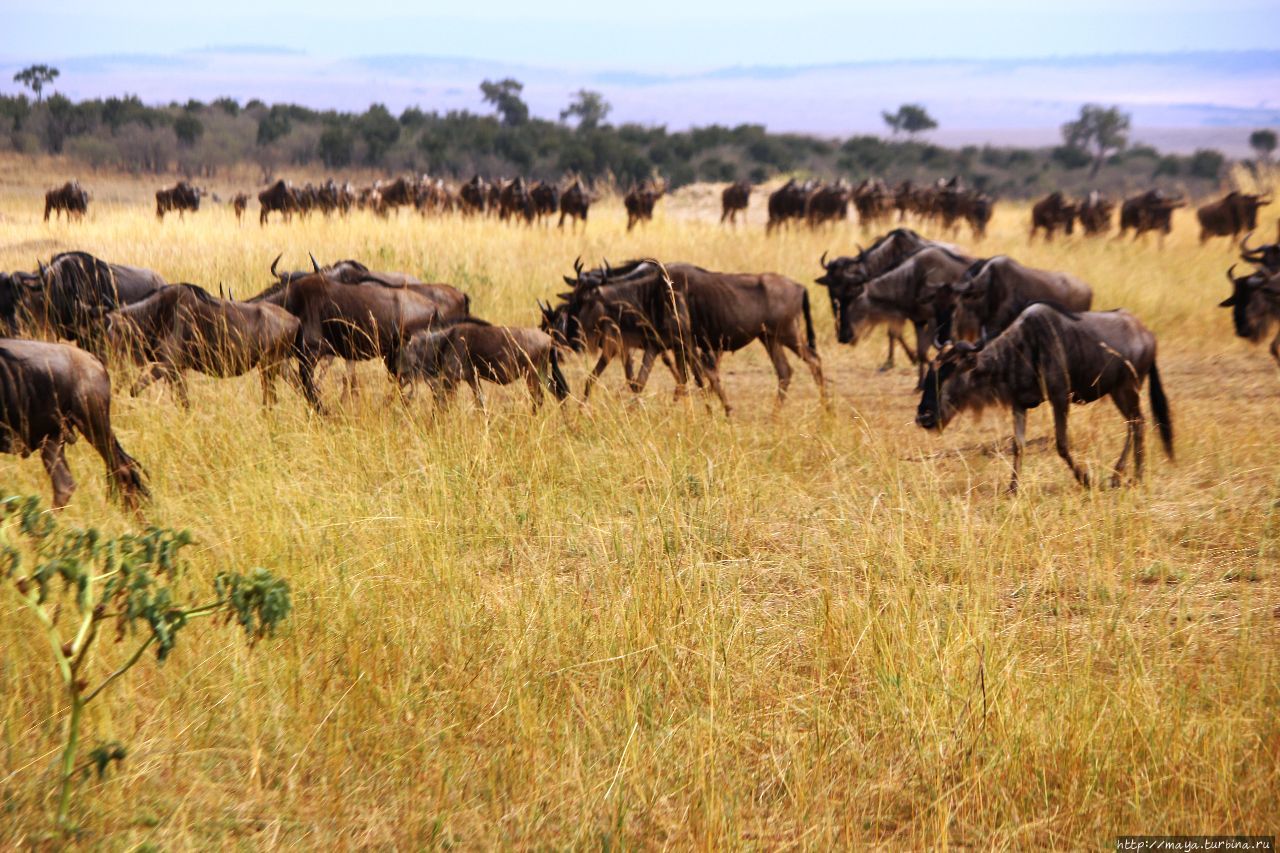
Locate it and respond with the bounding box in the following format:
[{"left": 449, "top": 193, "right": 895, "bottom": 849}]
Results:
[
  {"left": 820, "top": 251, "right": 828, "bottom": 268},
  {"left": 309, "top": 252, "right": 321, "bottom": 273},
  {"left": 36, "top": 259, "right": 48, "bottom": 286},
  {"left": 603, "top": 258, "right": 612, "bottom": 276},
  {"left": 270, "top": 252, "right": 283, "bottom": 279},
  {"left": 1239, "top": 231, "right": 1262, "bottom": 258},
  {"left": 573, "top": 255, "right": 583, "bottom": 276},
  {"left": 1226, "top": 263, "right": 1246, "bottom": 284}
]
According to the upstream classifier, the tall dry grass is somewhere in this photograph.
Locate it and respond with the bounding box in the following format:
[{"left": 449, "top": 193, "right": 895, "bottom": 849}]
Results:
[{"left": 1, "top": 157, "right": 1278, "bottom": 848}]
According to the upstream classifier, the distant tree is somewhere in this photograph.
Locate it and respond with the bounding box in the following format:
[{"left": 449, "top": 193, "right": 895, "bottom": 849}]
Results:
[
  {"left": 173, "top": 113, "right": 204, "bottom": 147},
  {"left": 560, "top": 89, "right": 611, "bottom": 130},
  {"left": 357, "top": 103, "right": 400, "bottom": 164},
  {"left": 256, "top": 105, "right": 292, "bottom": 146},
  {"left": 1188, "top": 148, "right": 1225, "bottom": 180},
  {"left": 13, "top": 64, "right": 59, "bottom": 103},
  {"left": 212, "top": 96, "right": 240, "bottom": 117},
  {"left": 318, "top": 123, "right": 354, "bottom": 168},
  {"left": 881, "top": 104, "right": 937, "bottom": 138},
  {"left": 1250, "top": 128, "right": 1277, "bottom": 162},
  {"left": 480, "top": 78, "right": 529, "bottom": 127},
  {"left": 1061, "top": 104, "right": 1130, "bottom": 177}
]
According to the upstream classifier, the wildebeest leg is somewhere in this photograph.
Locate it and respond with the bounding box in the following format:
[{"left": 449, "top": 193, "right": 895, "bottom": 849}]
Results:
[
  {"left": 130, "top": 364, "right": 167, "bottom": 396},
  {"left": 467, "top": 376, "right": 487, "bottom": 412},
  {"left": 1052, "top": 400, "right": 1090, "bottom": 487},
  {"left": 526, "top": 370, "right": 544, "bottom": 411},
  {"left": 1269, "top": 329, "right": 1280, "bottom": 369},
  {"left": 622, "top": 347, "right": 638, "bottom": 392},
  {"left": 913, "top": 321, "right": 930, "bottom": 390},
  {"left": 260, "top": 363, "right": 282, "bottom": 406},
  {"left": 699, "top": 350, "right": 731, "bottom": 415},
  {"left": 583, "top": 353, "right": 611, "bottom": 400},
  {"left": 296, "top": 351, "right": 327, "bottom": 414},
  {"left": 1007, "top": 407, "right": 1027, "bottom": 494},
  {"left": 341, "top": 361, "right": 360, "bottom": 402},
  {"left": 763, "top": 338, "right": 794, "bottom": 406},
  {"left": 1109, "top": 386, "right": 1143, "bottom": 485},
  {"left": 632, "top": 348, "right": 657, "bottom": 393},
  {"left": 41, "top": 438, "right": 76, "bottom": 510}
]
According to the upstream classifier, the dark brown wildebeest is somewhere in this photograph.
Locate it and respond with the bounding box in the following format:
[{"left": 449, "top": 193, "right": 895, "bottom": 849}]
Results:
[
  {"left": 0, "top": 338, "right": 148, "bottom": 510},
  {"left": 378, "top": 177, "right": 417, "bottom": 214},
  {"left": 459, "top": 175, "right": 489, "bottom": 216},
  {"left": 1077, "top": 191, "right": 1114, "bottom": 236},
  {"left": 853, "top": 179, "right": 893, "bottom": 230},
  {"left": 44, "top": 181, "right": 89, "bottom": 222},
  {"left": 231, "top": 192, "right": 249, "bottom": 224},
  {"left": 936, "top": 179, "right": 994, "bottom": 239},
  {"left": 1029, "top": 191, "right": 1078, "bottom": 241},
  {"left": 1220, "top": 264, "right": 1280, "bottom": 368},
  {"left": 1196, "top": 191, "right": 1271, "bottom": 244},
  {"left": 398, "top": 322, "right": 569, "bottom": 410},
  {"left": 1118, "top": 190, "right": 1185, "bottom": 243},
  {"left": 946, "top": 255, "right": 1094, "bottom": 343},
  {"left": 258, "top": 179, "right": 298, "bottom": 225},
  {"left": 916, "top": 302, "right": 1173, "bottom": 493},
  {"left": 558, "top": 179, "right": 590, "bottom": 228},
  {"left": 498, "top": 177, "right": 535, "bottom": 224},
  {"left": 1240, "top": 232, "right": 1280, "bottom": 273},
  {"left": 721, "top": 181, "right": 751, "bottom": 224},
  {"left": 806, "top": 181, "right": 851, "bottom": 227},
  {"left": 155, "top": 181, "right": 202, "bottom": 221},
  {"left": 104, "top": 284, "right": 301, "bottom": 406},
  {"left": 624, "top": 178, "right": 666, "bottom": 231},
  {"left": 767, "top": 179, "right": 812, "bottom": 234},
  {"left": 265, "top": 255, "right": 472, "bottom": 321},
  {"left": 893, "top": 181, "right": 917, "bottom": 222},
  {"left": 530, "top": 181, "right": 559, "bottom": 224}
]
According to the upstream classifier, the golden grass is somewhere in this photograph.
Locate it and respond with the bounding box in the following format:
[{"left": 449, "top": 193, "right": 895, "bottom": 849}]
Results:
[{"left": 1, "top": 155, "right": 1278, "bottom": 848}]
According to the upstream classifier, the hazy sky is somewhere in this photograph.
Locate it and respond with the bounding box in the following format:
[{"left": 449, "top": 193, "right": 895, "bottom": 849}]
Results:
[{"left": 7, "top": 0, "right": 1280, "bottom": 68}]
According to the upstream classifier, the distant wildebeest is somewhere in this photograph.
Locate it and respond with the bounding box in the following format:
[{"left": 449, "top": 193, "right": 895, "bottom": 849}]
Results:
[
  {"left": 558, "top": 179, "right": 590, "bottom": 228},
  {"left": 720, "top": 181, "right": 751, "bottom": 225},
  {"left": 767, "top": 179, "right": 813, "bottom": 234},
  {"left": 852, "top": 179, "right": 893, "bottom": 230},
  {"left": 806, "top": 181, "right": 851, "bottom": 227},
  {"left": 44, "top": 181, "right": 89, "bottom": 222},
  {"left": 459, "top": 175, "right": 489, "bottom": 216},
  {"left": 936, "top": 178, "right": 994, "bottom": 238},
  {"left": 1220, "top": 264, "right": 1280, "bottom": 368},
  {"left": 530, "top": 181, "right": 559, "bottom": 224},
  {"left": 398, "top": 322, "right": 569, "bottom": 410},
  {"left": 1077, "top": 191, "right": 1114, "bottom": 236},
  {"left": 945, "top": 255, "right": 1095, "bottom": 343},
  {"left": 499, "top": 177, "right": 535, "bottom": 224},
  {"left": 0, "top": 338, "right": 148, "bottom": 510},
  {"left": 104, "top": 284, "right": 301, "bottom": 406},
  {"left": 258, "top": 179, "right": 298, "bottom": 225},
  {"left": 1239, "top": 232, "right": 1280, "bottom": 273},
  {"left": 378, "top": 177, "right": 416, "bottom": 214},
  {"left": 1029, "top": 191, "right": 1078, "bottom": 241},
  {"left": 231, "top": 192, "right": 249, "bottom": 224},
  {"left": 1119, "top": 190, "right": 1185, "bottom": 243},
  {"left": 155, "top": 181, "right": 202, "bottom": 221},
  {"left": 624, "top": 178, "right": 666, "bottom": 231},
  {"left": 916, "top": 303, "right": 1173, "bottom": 493},
  {"left": 1196, "top": 191, "right": 1271, "bottom": 244}
]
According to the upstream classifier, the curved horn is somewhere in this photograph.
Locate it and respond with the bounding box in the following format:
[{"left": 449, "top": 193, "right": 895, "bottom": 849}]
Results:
[
  {"left": 603, "top": 258, "right": 613, "bottom": 276},
  {"left": 309, "top": 252, "right": 321, "bottom": 273},
  {"left": 820, "top": 250, "right": 828, "bottom": 268},
  {"left": 1226, "top": 263, "right": 1242, "bottom": 284},
  {"left": 1240, "top": 231, "right": 1261, "bottom": 257},
  {"left": 573, "top": 255, "right": 583, "bottom": 275},
  {"left": 270, "top": 252, "right": 283, "bottom": 279},
  {"left": 37, "top": 259, "right": 48, "bottom": 286}
]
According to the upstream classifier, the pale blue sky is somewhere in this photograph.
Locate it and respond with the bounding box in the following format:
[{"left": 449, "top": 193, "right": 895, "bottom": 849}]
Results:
[{"left": 7, "top": 0, "right": 1279, "bottom": 68}]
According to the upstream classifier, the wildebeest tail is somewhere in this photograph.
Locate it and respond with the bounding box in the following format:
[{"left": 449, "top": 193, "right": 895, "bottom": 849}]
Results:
[
  {"left": 548, "top": 347, "right": 570, "bottom": 401},
  {"left": 802, "top": 289, "right": 816, "bottom": 351},
  {"left": 1148, "top": 360, "right": 1174, "bottom": 460}
]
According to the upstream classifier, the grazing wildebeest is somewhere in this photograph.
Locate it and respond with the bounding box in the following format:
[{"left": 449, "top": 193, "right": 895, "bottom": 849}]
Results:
[
  {"left": 530, "top": 181, "right": 559, "bottom": 224},
  {"left": 378, "top": 177, "right": 416, "bottom": 214},
  {"left": 258, "top": 179, "right": 298, "bottom": 225},
  {"left": 815, "top": 229, "right": 972, "bottom": 370},
  {"left": 1239, "top": 232, "right": 1280, "bottom": 273},
  {"left": 721, "top": 181, "right": 751, "bottom": 225},
  {"left": 459, "top": 175, "right": 489, "bottom": 216},
  {"left": 558, "top": 179, "right": 590, "bottom": 228},
  {"left": 624, "top": 178, "right": 666, "bottom": 231},
  {"left": 155, "top": 181, "right": 202, "bottom": 221},
  {"left": 1029, "top": 191, "right": 1078, "bottom": 241},
  {"left": 1196, "top": 191, "right": 1271, "bottom": 244},
  {"left": 498, "top": 177, "right": 535, "bottom": 224},
  {"left": 1077, "top": 191, "right": 1114, "bottom": 236},
  {"left": 1119, "top": 190, "right": 1185, "bottom": 243},
  {"left": 806, "top": 181, "right": 852, "bottom": 227},
  {"left": 104, "top": 284, "right": 301, "bottom": 406},
  {"left": 0, "top": 338, "right": 148, "bottom": 510},
  {"left": 946, "top": 255, "right": 1095, "bottom": 343},
  {"left": 1220, "top": 264, "right": 1280, "bottom": 368},
  {"left": 916, "top": 302, "right": 1173, "bottom": 493},
  {"left": 398, "top": 322, "right": 569, "bottom": 410},
  {"left": 44, "top": 181, "right": 89, "bottom": 222},
  {"left": 766, "top": 179, "right": 812, "bottom": 234}
]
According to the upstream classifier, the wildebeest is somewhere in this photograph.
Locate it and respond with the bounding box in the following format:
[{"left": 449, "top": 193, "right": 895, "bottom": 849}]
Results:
[
  {"left": 44, "top": 181, "right": 89, "bottom": 222},
  {"left": 499, "top": 177, "right": 535, "bottom": 224},
  {"left": 558, "top": 179, "right": 590, "bottom": 228},
  {"left": 946, "top": 256, "right": 1095, "bottom": 343},
  {"left": 852, "top": 179, "right": 893, "bottom": 230},
  {"left": 806, "top": 181, "right": 851, "bottom": 227},
  {"left": 936, "top": 179, "right": 994, "bottom": 238},
  {"left": 104, "top": 284, "right": 301, "bottom": 406},
  {"left": 1119, "top": 190, "right": 1185, "bottom": 243},
  {"left": 766, "top": 179, "right": 812, "bottom": 234},
  {"left": 916, "top": 302, "right": 1173, "bottom": 492},
  {"left": 530, "top": 181, "right": 559, "bottom": 224},
  {"left": 1239, "top": 232, "right": 1280, "bottom": 273},
  {"left": 155, "top": 181, "right": 202, "bottom": 221},
  {"left": 1220, "top": 264, "right": 1280, "bottom": 368},
  {"left": 378, "top": 177, "right": 416, "bottom": 214},
  {"left": 624, "top": 178, "right": 666, "bottom": 231},
  {"left": 1077, "top": 191, "right": 1114, "bottom": 236},
  {"left": 231, "top": 192, "right": 249, "bottom": 224},
  {"left": 459, "top": 175, "right": 489, "bottom": 216},
  {"left": 721, "top": 181, "right": 751, "bottom": 225},
  {"left": 258, "top": 179, "right": 298, "bottom": 225},
  {"left": 1196, "top": 191, "right": 1271, "bottom": 244},
  {"left": 398, "top": 322, "right": 569, "bottom": 409},
  {"left": 0, "top": 338, "right": 148, "bottom": 509},
  {"left": 1029, "top": 191, "right": 1078, "bottom": 241}
]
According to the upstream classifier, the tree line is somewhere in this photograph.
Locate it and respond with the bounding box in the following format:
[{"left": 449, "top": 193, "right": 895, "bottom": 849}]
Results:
[{"left": 3, "top": 65, "right": 1274, "bottom": 198}]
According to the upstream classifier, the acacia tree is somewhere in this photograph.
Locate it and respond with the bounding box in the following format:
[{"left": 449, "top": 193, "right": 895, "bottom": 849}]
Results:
[
  {"left": 480, "top": 78, "right": 529, "bottom": 127},
  {"left": 1061, "top": 104, "right": 1131, "bottom": 177},
  {"left": 882, "top": 104, "right": 937, "bottom": 138},
  {"left": 560, "top": 89, "right": 611, "bottom": 131},
  {"left": 1249, "top": 128, "right": 1277, "bottom": 163},
  {"left": 13, "top": 64, "right": 59, "bottom": 103}
]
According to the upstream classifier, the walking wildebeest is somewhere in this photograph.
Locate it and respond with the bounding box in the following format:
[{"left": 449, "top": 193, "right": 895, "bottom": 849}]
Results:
[
  {"left": 945, "top": 255, "right": 1095, "bottom": 343},
  {"left": 624, "top": 178, "right": 666, "bottom": 231},
  {"left": 767, "top": 179, "right": 812, "bottom": 234},
  {"left": 1119, "top": 190, "right": 1185, "bottom": 244},
  {"left": 499, "top": 177, "right": 535, "bottom": 224},
  {"left": 1220, "top": 264, "right": 1280, "bottom": 368},
  {"left": 1078, "top": 191, "right": 1114, "bottom": 236},
  {"left": 104, "top": 284, "right": 301, "bottom": 406},
  {"left": 530, "top": 181, "right": 559, "bottom": 224},
  {"left": 398, "top": 322, "right": 569, "bottom": 410},
  {"left": 155, "top": 181, "right": 202, "bottom": 221},
  {"left": 1239, "top": 232, "right": 1280, "bottom": 273},
  {"left": 258, "top": 179, "right": 298, "bottom": 225},
  {"left": 0, "top": 338, "right": 148, "bottom": 510},
  {"left": 807, "top": 181, "right": 852, "bottom": 227},
  {"left": 916, "top": 302, "right": 1173, "bottom": 493},
  {"left": 44, "top": 181, "right": 89, "bottom": 222},
  {"left": 853, "top": 179, "right": 893, "bottom": 231},
  {"left": 1030, "top": 192, "right": 1078, "bottom": 241},
  {"left": 459, "top": 175, "right": 489, "bottom": 216},
  {"left": 231, "top": 192, "right": 249, "bottom": 224},
  {"left": 721, "top": 181, "right": 751, "bottom": 225},
  {"left": 1196, "top": 191, "right": 1271, "bottom": 244},
  {"left": 558, "top": 179, "right": 590, "bottom": 228}
]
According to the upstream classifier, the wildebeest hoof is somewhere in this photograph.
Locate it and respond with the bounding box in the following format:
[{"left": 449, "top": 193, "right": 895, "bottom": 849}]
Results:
[{"left": 877, "top": 363, "right": 893, "bottom": 373}]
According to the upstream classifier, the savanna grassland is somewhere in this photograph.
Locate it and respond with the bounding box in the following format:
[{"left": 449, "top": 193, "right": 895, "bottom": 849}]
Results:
[{"left": 1, "top": 155, "right": 1278, "bottom": 849}]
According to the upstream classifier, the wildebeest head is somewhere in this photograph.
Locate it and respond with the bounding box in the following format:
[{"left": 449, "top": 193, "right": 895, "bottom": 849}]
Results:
[
  {"left": 538, "top": 298, "right": 582, "bottom": 352},
  {"left": 814, "top": 250, "right": 870, "bottom": 344},
  {"left": 915, "top": 340, "right": 984, "bottom": 430},
  {"left": 1240, "top": 232, "right": 1280, "bottom": 272},
  {"left": 396, "top": 329, "right": 451, "bottom": 382},
  {"left": 1220, "top": 263, "right": 1280, "bottom": 341},
  {"left": 949, "top": 258, "right": 1000, "bottom": 340}
]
